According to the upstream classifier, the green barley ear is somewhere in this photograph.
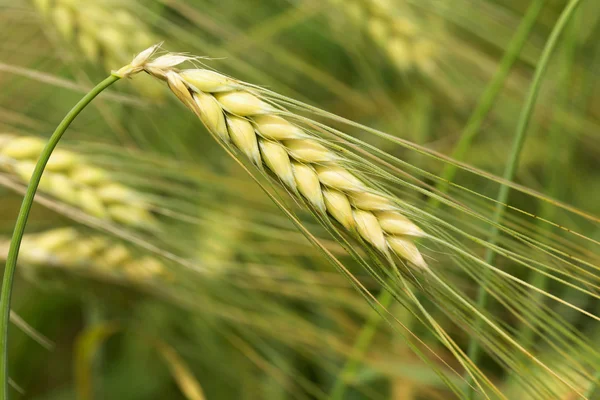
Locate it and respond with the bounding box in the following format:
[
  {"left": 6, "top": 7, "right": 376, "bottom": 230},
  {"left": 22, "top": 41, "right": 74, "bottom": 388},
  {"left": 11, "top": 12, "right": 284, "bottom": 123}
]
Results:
[
  {"left": 32, "top": 0, "right": 163, "bottom": 98},
  {"left": 137, "top": 53, "right": 428, "bottom": 271},
  {"left": 0, "top": 134, "right": 157, "bottom": 230}
]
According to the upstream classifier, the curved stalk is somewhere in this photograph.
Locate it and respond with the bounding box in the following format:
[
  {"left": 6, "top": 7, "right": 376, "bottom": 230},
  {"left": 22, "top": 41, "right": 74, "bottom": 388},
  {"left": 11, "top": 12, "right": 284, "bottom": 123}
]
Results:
[{"left": 0, "top": 74, "right": 120, "bottom": 399}]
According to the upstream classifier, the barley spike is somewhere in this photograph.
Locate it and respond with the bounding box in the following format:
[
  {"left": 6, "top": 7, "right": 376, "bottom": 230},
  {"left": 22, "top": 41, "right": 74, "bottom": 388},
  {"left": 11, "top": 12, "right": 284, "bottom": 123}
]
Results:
[{"left": 123, "top": 48, "right": 428, "bottom": 269}]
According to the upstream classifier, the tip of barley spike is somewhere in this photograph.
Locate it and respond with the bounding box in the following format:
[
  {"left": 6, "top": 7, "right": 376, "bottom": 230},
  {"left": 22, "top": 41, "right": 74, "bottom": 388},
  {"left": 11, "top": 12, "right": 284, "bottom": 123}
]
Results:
[
  {"left": 113, "top": 43, "right": 162, "bottom": 78},
  {"left": 131, "top": 43, "right": 162, "bottom": 68}
]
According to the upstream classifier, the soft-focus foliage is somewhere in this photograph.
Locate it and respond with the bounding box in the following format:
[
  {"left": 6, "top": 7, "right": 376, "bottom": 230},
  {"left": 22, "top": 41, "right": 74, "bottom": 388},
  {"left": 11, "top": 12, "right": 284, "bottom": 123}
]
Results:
[{"left": 0, "top": 0, "right": 598, "bottom": 399}]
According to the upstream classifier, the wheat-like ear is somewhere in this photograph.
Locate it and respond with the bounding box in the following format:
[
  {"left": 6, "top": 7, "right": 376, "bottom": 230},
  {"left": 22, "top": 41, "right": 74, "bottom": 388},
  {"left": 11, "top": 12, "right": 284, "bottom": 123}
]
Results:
[
  {"left": 0, "top": 227, "right": 169, "bottom": 283},
  {"left": 0, "top": 134, "right": 156, "bottom": 229},
  {"left": 33, "top": 0, "right": 162, "bottom": 97},
  {"left": 327, "top": 0, "right": 439, "bottom": 75},
  {"left": 125, "top": 51, "right": 428, "bottom": 270}
]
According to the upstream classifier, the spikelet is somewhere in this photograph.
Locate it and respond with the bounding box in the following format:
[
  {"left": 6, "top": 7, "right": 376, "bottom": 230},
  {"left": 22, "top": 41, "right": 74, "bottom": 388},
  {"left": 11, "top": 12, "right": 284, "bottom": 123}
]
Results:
[
  {"left": 0, "top": 133, "right": 156, "bottom": 230},
  {"left": 328, "top": 0, "right": 439, "bottom": 75},
  {"left": 123, "top": 48, "right": 428, "bottom": 270},
  {"left": 33, "top": 0, "right": 162, "bottom": 98},
  {"left": 3, "top": 227, "right": 170, "bottom": 284}
]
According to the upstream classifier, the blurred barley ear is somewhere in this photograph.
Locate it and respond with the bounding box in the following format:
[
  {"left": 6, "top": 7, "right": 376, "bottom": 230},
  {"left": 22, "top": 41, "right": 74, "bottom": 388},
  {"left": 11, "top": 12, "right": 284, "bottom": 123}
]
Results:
[
  {"left": 32, "top": 0, "right": 164, "bottom": 98},
  {"left": 327, "top": 0, "right": 439, "bottom": 75},
  {"left": 2, "top": 227, "right": 170, "bottom": 284},
  {"left": 0, "top": 134, "right": 156, "bottom": 230}
]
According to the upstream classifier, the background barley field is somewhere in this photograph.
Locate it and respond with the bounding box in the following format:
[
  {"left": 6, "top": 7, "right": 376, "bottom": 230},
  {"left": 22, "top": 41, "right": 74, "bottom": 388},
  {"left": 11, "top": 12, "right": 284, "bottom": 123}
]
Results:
[{"left": 0, "top": 0, "right": 599, "bottom": 399}]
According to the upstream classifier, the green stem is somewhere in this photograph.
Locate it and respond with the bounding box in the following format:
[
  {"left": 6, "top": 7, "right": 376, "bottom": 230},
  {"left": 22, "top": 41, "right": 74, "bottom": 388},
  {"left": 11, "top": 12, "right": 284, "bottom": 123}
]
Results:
[
  {"left": 465, "top": 0, "right": 583, "bottom": 397},
  {"left": 329, "top": 289, "right": 393, "bottom": 400},
  {"left": 518, "top": 9, "right": 579, "bottom": 348},
  {"left": 429, "top": 0, "right": 545, "bottom": 208},
  {"left": 0, "top": 74, "right": 120, "bottom": 399}
]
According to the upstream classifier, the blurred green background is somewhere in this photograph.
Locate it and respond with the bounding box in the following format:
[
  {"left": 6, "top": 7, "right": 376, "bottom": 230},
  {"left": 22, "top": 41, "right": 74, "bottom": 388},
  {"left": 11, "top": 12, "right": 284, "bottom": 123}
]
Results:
[{"left": 0, "top": 0, "right": 598, "bottom": 399}]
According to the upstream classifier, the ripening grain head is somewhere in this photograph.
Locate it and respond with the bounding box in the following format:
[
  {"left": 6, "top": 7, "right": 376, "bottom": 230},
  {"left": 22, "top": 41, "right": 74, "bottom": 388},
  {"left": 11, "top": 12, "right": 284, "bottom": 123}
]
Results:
[{"left": 120, "top": 50, "right": 429, "bottom": 270}]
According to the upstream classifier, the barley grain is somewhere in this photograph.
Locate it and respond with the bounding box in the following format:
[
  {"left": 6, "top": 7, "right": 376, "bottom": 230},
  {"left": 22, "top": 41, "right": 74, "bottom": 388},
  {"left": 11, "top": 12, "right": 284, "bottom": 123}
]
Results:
[
  {"left": 0, "top": 134, "right": 156, "bottom": 229},
  {"left": 124, "top": 49, "right": 428, "bottom": 269}
]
